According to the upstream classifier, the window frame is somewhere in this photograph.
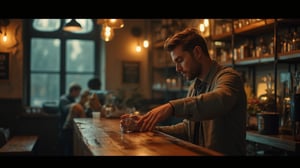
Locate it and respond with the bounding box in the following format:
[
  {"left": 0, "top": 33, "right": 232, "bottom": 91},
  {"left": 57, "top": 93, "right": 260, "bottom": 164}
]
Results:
[{"left": 23, "top": 19, "right": 101, "bottom": 106}]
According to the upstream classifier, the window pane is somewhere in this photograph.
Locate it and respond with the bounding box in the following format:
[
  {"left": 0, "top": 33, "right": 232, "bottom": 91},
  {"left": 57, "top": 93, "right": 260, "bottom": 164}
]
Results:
[
  {"left": 64, "top": 19, "right": 93, "bottom": 34},
  {"left": 31, "top": 73, "right": 60, "bottom": 107},
  {"left": 66, "top": 39, "right": 94, "bottom": 72},
  {"left": 31, "top": 38, "right": 60, "bottom": 71},
  {"left": 66, "top": 74, "right": 94, "bottom": 93},
  {"left": 33, "top": 19, "right": 61, "bottom": 32}
]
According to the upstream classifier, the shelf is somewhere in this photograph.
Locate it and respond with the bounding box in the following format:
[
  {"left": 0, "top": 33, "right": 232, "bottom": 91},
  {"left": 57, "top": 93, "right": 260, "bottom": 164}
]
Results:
[
  {"left": 246, "top": 130, "right": 300, "bottom": 152},
  {"left": 211, "top": 19, "right": 274, "bottom": 41},
  {"left": 211, "top": 32, "right": 232, "bottom": 41},
  {"left": 278, "top": 50, "right": 300, "bottom": 63},
  {"left": 211, "top": 19, "right": 276, "bottom": 41},
  {"left": 234, "top": 58, "right": 260, "bottom": 66},
  {"left": 224, "top": 52, "right": 300, "bottom": 66},
  {"left": 234, "top": 19, "right": 275, "bottom": 36}
]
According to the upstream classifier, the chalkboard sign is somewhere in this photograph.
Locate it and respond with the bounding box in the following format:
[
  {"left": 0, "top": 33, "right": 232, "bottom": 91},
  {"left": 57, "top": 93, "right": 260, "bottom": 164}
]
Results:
[
  {"left": 0, "top": 52, "right": 10, "bottom": 81},
  {"left": 122, "top": 61, "right": 140, "bottom": 83}
]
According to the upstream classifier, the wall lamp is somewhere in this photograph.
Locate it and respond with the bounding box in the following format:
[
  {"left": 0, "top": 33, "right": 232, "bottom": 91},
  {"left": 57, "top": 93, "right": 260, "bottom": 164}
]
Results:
[
  {"left": 0, "top": 19, "right": 9, "bottom": 42},
  {"left": 63, "top": 19, "right": 82, "bottom": 32}
]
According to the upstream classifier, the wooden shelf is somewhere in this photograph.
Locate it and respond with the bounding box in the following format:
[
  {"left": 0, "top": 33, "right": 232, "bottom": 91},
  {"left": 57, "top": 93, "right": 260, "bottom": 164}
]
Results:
[
  {"left": 246, "top": 130, "right": 300, "bottom": 153},
  {"left": 211, "top": 32, "right": 232, "bottom": 41},
  {"left": 226, "top": 52, "right": 300, "bottom": 66},
  {"left": 278, "top": 50, "right": 300, "bottom": 63},
  {"left": 234, "top": 19, "right": 275, "bottom": 36},
  {"left": 211, "top": 19, "right": 275, "bottom": 41}
]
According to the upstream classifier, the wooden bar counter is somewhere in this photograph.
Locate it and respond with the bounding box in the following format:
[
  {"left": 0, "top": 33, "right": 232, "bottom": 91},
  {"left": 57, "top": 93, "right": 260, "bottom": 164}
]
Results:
[{"left": 73, "top": 118, "right": 223, "bottom": 156}]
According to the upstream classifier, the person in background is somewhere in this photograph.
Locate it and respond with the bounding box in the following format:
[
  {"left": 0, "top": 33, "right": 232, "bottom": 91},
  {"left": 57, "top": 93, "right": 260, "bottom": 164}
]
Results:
[
  {"left": 58, "top": 83, "right": 85, "bottom": 155},
  {"left": 85, "top": 77, "right": 107, "bottom": 117},
  {"left": 60, "top": 91, "right": 89, "bottom": 156},
  {"left": 62, "top": 90, "right": 89, "bottom": 130},
  {"left": 125, "top": 28, "right": 247, "bottom": 155},
  {"left": 58, "top": 83, "right": 82, "bottom": 129}
]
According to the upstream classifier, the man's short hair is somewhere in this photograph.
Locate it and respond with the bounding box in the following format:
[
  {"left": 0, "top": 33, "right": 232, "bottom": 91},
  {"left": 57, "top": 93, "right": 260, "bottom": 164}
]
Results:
[
  {"left": 88, "top": 78, "right": 101, "bottom": 90},
  {"left": 69, "top": 83, "right": 82, "bottom": 93}
]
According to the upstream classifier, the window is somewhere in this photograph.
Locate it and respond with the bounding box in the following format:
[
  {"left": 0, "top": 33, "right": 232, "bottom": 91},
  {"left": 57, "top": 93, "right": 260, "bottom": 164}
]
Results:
[{"left": 26, "top": 19, "right": 101, "bottom": 106}]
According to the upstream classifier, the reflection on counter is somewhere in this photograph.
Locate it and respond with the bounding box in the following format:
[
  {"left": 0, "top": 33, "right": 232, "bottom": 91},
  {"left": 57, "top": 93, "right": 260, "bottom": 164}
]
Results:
[{"left": 73, "top": 118, "right": 223, "bottom": 156}]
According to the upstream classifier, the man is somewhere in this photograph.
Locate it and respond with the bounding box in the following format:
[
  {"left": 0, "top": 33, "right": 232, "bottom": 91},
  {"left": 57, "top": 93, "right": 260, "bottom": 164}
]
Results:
[
  {"left": 58, "top": 82, "right": 85, "bottom": 155},
  {"left": 85, "top": 77, "right": 107, "bottom": 117},
  {"left": 59, "top": 83, "right": 83, "bottom": 129},
  {"left": 136, "top": 28, "right": 247, "bottom": 155}
]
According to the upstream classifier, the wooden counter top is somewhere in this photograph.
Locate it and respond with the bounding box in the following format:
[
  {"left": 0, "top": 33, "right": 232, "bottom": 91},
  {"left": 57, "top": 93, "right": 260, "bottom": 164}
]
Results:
[{"left": 73, "top": 118, "right": 223, "bottom": 156}]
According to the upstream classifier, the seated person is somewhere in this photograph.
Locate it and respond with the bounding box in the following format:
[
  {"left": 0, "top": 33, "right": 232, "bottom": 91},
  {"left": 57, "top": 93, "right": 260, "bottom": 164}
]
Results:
[
  {"left": 58, "top": 83, "right": 82, "bottom": 129},
  {"left": 85, "top": 77, "right": 107, "bottom": 117},
  {"left": 60, "top": 90, "right": 93, "bottom": 156},
  {"left": 62, "top": 90, "right": 89, "bottom": 130}
]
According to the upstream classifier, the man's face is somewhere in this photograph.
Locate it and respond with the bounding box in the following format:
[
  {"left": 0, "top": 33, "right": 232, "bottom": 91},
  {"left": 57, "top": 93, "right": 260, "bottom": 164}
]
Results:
[
  {"left": 170, "top": 45, "right": 201, "bottom": 81},
  {"left": 72, "top": 89, "right": 82, "bottom": 98}
]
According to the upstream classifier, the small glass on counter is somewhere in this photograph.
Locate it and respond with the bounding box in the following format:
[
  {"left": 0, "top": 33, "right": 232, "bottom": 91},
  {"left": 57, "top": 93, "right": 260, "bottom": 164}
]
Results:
[{"left": 120, "top": 110, "right": 141, "bottom": 133}]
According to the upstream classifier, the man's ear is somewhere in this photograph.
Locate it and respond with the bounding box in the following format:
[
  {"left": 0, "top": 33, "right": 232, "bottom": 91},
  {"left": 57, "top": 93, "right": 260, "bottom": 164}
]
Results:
[{"left": 193, "top": 46, "right": 203, "bottom": 61}]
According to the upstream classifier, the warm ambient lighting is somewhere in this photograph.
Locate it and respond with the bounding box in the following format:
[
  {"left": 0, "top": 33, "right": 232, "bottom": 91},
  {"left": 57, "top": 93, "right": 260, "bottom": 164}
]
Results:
[
  {"left": 0, "top": 19, "right": 9, "bottom": 42},
  {"left": 199, "top": 23, "right": 205, "bottom": 33},
  {"left": 63, "top": 19, "right": 82, "bottom": 32},
  {"left": 97, "top": 19, "right": 124, "bottom": 29},
  {"left": 135, "top": 44, "right": 142, "bottom": 52},
  {"left": 106, "top": 19, "right": 124, "bottom": 29},
  {"left": 101, "top": 25, "right": 114, "bottom": 42},
  {"left": 143, "top": 40, "right": 149, "bottom": 48},
  {"left": 97, "top": 19, "right": 124, "bottom": 42},
  {"left": 2, "top": 32, "right": 7, "bottom": 42},
  {"left": 204, "top": 19, "right": 209, "bottom": 27}
]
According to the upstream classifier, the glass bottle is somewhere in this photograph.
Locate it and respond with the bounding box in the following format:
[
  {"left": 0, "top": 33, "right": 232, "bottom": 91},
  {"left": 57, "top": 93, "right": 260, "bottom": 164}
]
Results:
[{"left": 258, "top": 37, "right": 268, "bottom": 56}]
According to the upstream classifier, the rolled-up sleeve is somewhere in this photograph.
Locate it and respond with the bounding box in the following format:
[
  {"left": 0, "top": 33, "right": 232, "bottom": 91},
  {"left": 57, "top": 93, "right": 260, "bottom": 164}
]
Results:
[{"left": 155, "top": 119, "right": 189, "bottom": 140}]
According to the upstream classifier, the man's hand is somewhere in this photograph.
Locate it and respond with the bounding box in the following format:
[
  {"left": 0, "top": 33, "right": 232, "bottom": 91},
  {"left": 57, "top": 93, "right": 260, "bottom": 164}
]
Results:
[
  {"left": 89, "top": 93, "right": 102, "bottom": 111},
  {"left": 137, "top": 103, "right": 174, "bottom": 132},
  {"left": 79, "top": 90, "right": 90, "bottom": 106}
]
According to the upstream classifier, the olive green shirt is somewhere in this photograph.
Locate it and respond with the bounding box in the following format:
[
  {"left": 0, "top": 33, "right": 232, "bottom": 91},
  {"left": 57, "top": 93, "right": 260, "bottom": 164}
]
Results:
[{"left": 156, "top": 61, "right": 247, "bottom": 155}]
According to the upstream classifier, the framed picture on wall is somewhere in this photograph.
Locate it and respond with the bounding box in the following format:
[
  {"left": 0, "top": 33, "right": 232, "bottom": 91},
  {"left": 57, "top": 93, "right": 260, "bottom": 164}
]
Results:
[
  {"left": 0, "top": 52, "right": 10, "bottom": 82},
  {"left": 122, "top": 61, "right": 140, "bottom": 83}
]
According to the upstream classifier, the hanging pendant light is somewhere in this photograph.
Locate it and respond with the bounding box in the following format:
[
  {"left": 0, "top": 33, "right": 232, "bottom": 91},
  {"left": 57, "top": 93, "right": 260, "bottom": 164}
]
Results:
[
  {"left": 63, "top": 19, "right": 82, "bottom": 32},
  {"left": 101, "top": 25, "right": 114, "bottom": 42},
  {"left": 97, "top": 19, "right": 124, "bottom": 29},
  {"left": 106, "top": 19, "right": 124, "bottom": 29}
]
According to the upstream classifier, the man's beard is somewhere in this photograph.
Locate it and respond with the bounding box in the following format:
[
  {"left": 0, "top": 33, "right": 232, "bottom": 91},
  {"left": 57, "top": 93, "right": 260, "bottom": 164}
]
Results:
[{"left": 187, "top": 63, "right": 202, "bottom": 81}]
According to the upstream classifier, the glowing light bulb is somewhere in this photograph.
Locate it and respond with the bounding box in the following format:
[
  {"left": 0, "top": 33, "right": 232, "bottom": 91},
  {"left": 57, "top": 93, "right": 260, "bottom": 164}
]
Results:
[
  {"left": 204, "top": 19, "right": 209, "bottom": 27},
  {"left": 143, "top": 40, "right": 149, "bottom": 48},
  {"left": 136, "top": 45, "right": 142, "bottom": 52},
  {"left": 199, "top": 23, "right": 205, "bottom": 33},
  {"left": 2, "top": 33, "right": 7, "bottom": 42},
  {"left": 101, "top": 25, "right": 114, "bottom": 42}
]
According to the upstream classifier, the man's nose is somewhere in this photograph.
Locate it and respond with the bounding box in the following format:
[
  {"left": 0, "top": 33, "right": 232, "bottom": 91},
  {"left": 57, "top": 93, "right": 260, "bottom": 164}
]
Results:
[{"left": 176, "top": 64, "right": 182, "bottom": 72}]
